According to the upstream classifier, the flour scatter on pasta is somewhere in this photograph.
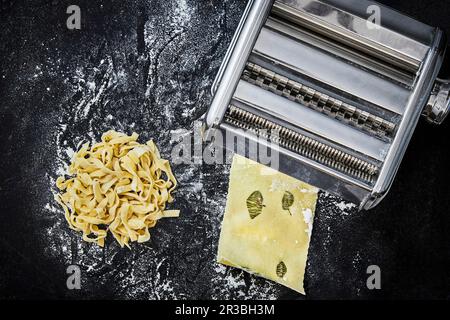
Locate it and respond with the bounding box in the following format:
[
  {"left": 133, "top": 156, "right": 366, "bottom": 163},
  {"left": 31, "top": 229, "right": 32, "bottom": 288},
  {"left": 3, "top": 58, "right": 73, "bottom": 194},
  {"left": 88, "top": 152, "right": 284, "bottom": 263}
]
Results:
[{"left": 55, "top": 130, "right": 179, "bottom": 248}]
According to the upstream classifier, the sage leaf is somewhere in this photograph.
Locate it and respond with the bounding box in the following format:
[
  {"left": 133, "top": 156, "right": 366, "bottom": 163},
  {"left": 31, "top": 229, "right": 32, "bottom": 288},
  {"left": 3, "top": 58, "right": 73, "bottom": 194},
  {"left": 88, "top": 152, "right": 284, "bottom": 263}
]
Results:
[
  {"left": 276, "top": 261, "right": 287, "bottom": 278},
  {"left": 282, "top": 191, "right": 294, "bottom": 215},
  {"left": 246, "top": 191, "right": 265, "bottom": 219}
]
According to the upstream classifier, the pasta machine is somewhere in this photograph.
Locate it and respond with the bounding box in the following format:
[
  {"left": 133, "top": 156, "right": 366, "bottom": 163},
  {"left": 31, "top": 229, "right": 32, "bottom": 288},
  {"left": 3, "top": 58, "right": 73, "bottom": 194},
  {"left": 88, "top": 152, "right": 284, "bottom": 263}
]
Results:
[{"left": 204, "top": 0, "right": 450, "bottom": 210}]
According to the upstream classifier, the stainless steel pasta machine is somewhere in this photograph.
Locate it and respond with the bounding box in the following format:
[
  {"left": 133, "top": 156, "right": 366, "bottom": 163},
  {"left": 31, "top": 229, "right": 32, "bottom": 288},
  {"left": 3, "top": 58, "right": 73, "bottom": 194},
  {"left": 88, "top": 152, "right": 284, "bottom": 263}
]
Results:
[{"left": 204, "top": 0, "right": 450, "bottom": 210}]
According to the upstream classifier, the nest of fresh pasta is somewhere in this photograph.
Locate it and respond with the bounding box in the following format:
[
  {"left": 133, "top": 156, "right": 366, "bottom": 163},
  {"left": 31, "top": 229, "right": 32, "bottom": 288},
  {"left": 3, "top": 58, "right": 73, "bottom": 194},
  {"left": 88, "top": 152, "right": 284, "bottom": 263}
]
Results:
[{"left": 55, "top": 130, "right": 179, "bottom": 248}]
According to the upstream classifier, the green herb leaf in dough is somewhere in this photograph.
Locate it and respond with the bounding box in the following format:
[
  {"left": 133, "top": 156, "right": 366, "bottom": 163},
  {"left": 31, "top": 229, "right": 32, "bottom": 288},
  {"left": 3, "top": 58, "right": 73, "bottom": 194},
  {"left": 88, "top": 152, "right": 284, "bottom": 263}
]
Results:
[
  {"left": 282, "top": 191, "right": 294, "bottom": 215},
  {"left": 246, "top": 191, "right": 265, "bottom": 219},
  {"left": 276, "top": 261, "right": 287, "bottom": 278}
]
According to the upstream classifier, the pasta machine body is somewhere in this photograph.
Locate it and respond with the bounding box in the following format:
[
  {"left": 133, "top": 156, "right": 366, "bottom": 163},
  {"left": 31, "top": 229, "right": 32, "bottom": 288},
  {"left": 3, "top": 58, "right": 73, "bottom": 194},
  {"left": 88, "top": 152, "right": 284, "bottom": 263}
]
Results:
[{"left": 204, "top": 0, "right": 450, "bottom": 210}]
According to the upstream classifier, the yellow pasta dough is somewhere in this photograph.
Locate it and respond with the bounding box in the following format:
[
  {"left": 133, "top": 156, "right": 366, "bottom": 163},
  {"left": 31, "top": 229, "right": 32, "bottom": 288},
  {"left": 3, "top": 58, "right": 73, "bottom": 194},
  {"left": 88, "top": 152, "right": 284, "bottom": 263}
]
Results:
[
  {"left": 217, "top": 155, "right": 318, "bottom": 294},
  {"left": 54, "top": 130, "right": 179, "bottom": 248}
]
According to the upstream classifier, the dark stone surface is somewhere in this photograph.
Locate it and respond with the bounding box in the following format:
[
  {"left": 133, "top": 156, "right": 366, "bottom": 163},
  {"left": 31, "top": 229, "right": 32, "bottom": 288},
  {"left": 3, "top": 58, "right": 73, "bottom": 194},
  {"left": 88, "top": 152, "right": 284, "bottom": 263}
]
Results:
[{"left": 0, "top": 0, "right": 449, "bottom": 299}]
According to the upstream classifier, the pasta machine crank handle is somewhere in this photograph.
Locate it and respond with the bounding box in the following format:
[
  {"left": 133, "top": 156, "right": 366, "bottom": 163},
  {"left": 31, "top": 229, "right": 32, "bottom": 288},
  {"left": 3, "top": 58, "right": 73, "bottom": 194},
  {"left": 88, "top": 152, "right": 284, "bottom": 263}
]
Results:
[{"left": 423, "top": 78, "right": 450, "bottom": 125}]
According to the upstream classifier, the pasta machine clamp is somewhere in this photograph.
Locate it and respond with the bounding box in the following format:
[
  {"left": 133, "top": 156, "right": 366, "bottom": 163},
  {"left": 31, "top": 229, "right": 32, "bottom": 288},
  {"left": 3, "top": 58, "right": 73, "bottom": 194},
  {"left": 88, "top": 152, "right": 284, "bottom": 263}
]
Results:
[{"left": 424, "top": 78, "right": 450, "bottom": 125}]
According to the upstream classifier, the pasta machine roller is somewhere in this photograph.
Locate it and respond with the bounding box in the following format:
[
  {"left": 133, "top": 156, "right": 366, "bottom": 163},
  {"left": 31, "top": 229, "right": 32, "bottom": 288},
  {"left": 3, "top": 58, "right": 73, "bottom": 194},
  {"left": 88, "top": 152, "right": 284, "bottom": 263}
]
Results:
[{"left": 204, "top": 0, "right": 450, "bottom": 210}]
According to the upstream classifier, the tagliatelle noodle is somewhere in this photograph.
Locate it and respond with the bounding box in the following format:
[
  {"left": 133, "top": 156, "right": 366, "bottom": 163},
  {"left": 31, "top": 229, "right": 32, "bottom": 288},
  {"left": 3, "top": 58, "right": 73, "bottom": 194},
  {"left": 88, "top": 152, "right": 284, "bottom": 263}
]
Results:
[{"left": 54, "top": 130, "right": 179, "bottom": 248}]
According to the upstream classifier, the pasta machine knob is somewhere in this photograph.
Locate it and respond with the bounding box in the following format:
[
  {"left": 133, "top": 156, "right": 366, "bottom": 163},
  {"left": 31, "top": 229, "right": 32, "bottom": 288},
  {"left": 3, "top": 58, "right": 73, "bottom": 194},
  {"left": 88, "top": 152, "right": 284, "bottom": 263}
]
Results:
[{"left": 423, "top": 78, "right": 450, "bottom": 125}]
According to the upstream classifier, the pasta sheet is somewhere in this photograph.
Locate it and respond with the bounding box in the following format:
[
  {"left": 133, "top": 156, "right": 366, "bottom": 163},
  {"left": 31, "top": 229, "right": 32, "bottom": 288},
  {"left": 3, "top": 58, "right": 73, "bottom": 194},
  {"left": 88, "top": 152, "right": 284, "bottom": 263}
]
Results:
[{"left": 217, "top": 155, "right": 319, "bottom": 294}]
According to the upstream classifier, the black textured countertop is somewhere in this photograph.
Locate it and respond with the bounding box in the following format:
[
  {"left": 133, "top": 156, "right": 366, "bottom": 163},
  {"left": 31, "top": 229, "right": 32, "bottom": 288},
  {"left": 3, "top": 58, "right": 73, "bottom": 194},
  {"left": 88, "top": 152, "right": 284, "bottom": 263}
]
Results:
[{"left": 0, "top": 0, "right": 449, "bottom": 299}]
